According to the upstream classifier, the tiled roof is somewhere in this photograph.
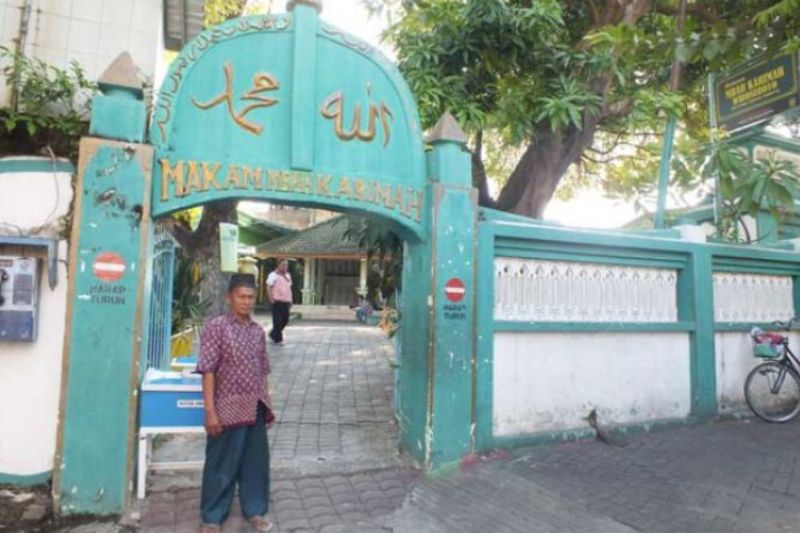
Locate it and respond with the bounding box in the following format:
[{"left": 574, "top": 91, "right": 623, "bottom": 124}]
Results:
[{"left": 256, "top": 216, "right": 366, "bottom": 258}]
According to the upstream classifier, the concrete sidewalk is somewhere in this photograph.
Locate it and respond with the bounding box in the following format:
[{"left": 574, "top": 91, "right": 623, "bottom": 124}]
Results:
[
  {"left": 142, "top": 321, "right": 416, "bottom": 532},
  {"left": 141, "top": 320, "right": 800, "bottom": 533},
  {"left": 382, "top": 418, "right": 800, "bottom": 533},
  {"left": 143, "top": 416, "right": 800, "bottom": 533}
]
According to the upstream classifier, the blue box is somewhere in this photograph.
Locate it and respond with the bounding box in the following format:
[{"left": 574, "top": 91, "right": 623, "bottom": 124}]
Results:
[{"left": 140, "top": 369, "right": 203, "bottom": 428}]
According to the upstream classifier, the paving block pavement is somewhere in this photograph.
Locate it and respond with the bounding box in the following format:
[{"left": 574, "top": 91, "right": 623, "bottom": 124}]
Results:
[
  {"left": 139, "top": 320, "right": 800, "bottom": 532},
  {"left": 382, "top": 418, "right": 800, "bottom": 533},
  {"left": 141, "top": 468, "right": 418, "bottom": 532}
]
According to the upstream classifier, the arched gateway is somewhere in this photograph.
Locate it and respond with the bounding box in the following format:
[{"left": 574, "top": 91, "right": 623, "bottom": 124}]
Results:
[{"left": 53, "top": 1, "right": 478, "bottom": 514}]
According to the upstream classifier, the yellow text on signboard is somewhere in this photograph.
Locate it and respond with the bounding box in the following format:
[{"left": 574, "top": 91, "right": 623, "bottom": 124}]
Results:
[
  {"left": 159, "top": 159, "right": 423, "bottom": 223},
  {"left": 724, "top": 65, "right": 786, "bottom": 108}
]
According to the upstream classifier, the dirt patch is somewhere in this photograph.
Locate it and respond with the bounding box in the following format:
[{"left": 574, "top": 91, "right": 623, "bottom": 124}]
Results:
[{"left": 0, "top": 484, "right": 133, "bottom": 532}]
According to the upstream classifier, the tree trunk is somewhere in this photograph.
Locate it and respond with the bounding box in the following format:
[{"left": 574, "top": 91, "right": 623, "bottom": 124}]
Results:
[
  {"left": 471, "top": 130, "right": 495, "bottom": 208},
  {"left": 495, "top": 125, "right": 598, "bottom": 218},
  {"left": 169, "top": 200, "right": 238, "bottom": 317}
]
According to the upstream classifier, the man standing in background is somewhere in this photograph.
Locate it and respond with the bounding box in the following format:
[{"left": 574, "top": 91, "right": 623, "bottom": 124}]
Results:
[{"left": 267, "top": 259, "right": 292, "bottom": 345}]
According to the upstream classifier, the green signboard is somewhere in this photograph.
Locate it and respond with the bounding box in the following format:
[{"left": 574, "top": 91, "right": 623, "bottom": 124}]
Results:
[
  {"left": 715, "top": 52, "right": 799, "bottom": 131},
  {"left": 150, "top": 10, "right": 427, "bottom": 240}
]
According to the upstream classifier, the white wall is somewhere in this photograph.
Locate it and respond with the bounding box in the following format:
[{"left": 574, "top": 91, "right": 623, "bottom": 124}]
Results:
[
  {"left": 0, "top": 157, "right": 73, "bottom": 478},
  {"left": 0, "top": 0, "right": 162, "bottom": 106},
  {"left": 715, "top": 331, "right": 800, "bottom": 414},
  {"left": 493, "top": 332, "right": 692, "bottom": 436}
]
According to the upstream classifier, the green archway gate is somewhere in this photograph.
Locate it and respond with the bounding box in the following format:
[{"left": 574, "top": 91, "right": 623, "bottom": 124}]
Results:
[{"left": 53, "top": 1, "right": 478, "bottom": 514}]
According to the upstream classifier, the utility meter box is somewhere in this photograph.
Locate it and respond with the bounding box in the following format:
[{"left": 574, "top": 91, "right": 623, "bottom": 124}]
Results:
[{"left": 0, "top": 256, "right": 40, "bottom": 342}]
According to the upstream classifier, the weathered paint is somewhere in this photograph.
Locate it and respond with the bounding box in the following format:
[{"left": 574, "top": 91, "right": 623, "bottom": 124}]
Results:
[
  {"left": 714, "top": 331, "right": 800, "bottom": 413},
  {"left": 0, "top": 470, "right": 53, "bottom": 486},
  {"left": 53, "top": 140, "right": 153, "bottom": 515},
  {"left": 426, "top": 138, "right": 476, "bottom": 470},
  {"left": 396, "top": 237, "right": 433, "bottom": 462},
  {"left": 53, "top": 2, "right": 800, "bottom": 513},
  {"left": 56, "top": 3, "right": 480, "bottom": 512},
  {"left": 0, "top": 157, "right": 75, "bottom": 174},
  {"left": 0, "top": 163, "right": 72, "bottom": 481},
  {"left": 150, "top": 6, "right": 427, "bottom": 240},
  {"left": 492, "top": 332, "right": 692, "bottom": 436},
  {"left": 473, "top": 215, "right": 800, "bottom": 452},
  {"left": 681, "top": 251, "right": 718, "bottom": 417}
]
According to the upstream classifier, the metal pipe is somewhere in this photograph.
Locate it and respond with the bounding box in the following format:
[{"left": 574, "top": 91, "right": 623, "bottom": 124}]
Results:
[
  {"left": 654, "top": 0, "right": 688, "bottom": 229},
  {"left": 707, "top": 73, "right": 721, "bottom": 228}
]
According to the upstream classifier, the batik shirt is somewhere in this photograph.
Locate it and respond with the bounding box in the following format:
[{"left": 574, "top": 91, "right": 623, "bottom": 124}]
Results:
[{"left": 196, "top": 313, "right": 271, "bottom": 428}]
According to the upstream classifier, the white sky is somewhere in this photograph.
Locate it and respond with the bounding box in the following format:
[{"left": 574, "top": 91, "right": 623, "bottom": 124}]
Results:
[
  {"left": 272, "top": 0, "right": 385, "bottom": 48},
  {"left": 257, "top": 1, "right": 643, "bottom": 228}
]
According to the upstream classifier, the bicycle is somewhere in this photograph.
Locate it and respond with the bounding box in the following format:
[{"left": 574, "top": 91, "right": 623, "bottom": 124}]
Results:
[{"left": 744, "top": 317, "right": 800, "bottom": 423}]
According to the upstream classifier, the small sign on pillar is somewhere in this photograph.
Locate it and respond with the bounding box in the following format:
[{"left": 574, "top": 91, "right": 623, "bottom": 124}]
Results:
[{"left": 219, "top": 223, "right": 239, "bottom": 272}]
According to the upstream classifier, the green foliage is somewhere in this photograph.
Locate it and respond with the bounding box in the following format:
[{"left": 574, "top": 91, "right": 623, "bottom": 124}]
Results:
[
  {"left": 383, "top": 0, "right": 800, "bottom": 215},
  {"left": 172, "top": 256, "right": 212, "bottom": 333},
  {"left": 0, "top": 46, "right": 96, "bottom": 159},
  {"left": 674, "top": 140, "right": 800, "bottom": 242},
  {"left": 719, "top": 151, "right": 800, "bottom": 242},
  {"left": 335, "top": 215, "right": 403, "bottom": 302},
  {"left": 204, "top": 0, "right": 248, "bottom": 26}
]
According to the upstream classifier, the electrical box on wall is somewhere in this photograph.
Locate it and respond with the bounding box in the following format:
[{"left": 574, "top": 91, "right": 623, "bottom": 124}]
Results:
[{"left": 0, "top": 256, "right": 40, "bottom": 342}]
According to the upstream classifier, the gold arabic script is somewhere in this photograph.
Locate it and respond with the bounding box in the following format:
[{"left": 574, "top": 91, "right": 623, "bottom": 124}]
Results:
[
  {"left": 321, "top": 84, "right": 393, "bottom": 147},
  {"left": 191, "top": 63, "right": 279, "bottom": 135}
]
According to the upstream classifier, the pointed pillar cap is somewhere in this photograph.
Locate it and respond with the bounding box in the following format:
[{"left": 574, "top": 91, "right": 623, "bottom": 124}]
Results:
[
  {"left": 98, "top": 52, "right": 142, "bottom": 97},
  {"left": 288, "top": 0, "right": 322, "bottom": 12},
  {"left": 426, "top": 112, "right": 468, "bottom": 145}
]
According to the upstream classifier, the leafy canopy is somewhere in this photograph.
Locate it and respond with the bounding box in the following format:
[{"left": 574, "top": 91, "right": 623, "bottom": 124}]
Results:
[{"left": 382, "top": 0, "right": 800, "bottom": 216}]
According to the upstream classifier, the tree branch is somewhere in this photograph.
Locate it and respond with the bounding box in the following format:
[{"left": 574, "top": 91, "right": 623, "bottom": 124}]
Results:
[
  {"left": 471, "top": 129, "right": 495, "bottom": 208},
  {"left": 163, "top": 217, "right": 197, "bottom": 249},
  {"left": 601, "top": 97, "right": 633, "bottom": 120},
  {"left": 582, "top": 152, "right": 633, "bottom": 165},
  {"left": 587, "top": 139, "right": 647, "bottom": 156}
]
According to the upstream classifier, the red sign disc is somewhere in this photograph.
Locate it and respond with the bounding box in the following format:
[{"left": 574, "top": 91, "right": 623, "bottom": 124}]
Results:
[
  {"left": 444, "top": 278, "right": 466, "bottom": 303},
  {"left": 93, "top": 252, "right": 126, "bottom": 282}
]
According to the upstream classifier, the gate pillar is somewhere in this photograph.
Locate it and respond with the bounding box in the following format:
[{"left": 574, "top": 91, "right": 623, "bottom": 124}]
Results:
[
  {"left": 53, "top": 54, "right": 152, "bottom": 514},
  {"left": 425, "top": 113, "right": 478, "bottom": 470}
]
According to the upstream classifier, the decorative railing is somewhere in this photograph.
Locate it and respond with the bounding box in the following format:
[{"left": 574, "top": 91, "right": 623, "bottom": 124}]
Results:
[
  {"left": 494, "top": 258, "right": 678, "bottom": 322},
  {"left": 712, "top": 273, "right": 794, "bottom": 323}
]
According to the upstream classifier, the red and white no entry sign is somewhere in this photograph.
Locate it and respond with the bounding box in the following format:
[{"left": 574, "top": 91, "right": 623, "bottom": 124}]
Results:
[
  {"left": 93, "top": 252, "right": 127, "bottom": 282},
  {"left": 444, "top": 278, "right": 466, "bottom": 303}
]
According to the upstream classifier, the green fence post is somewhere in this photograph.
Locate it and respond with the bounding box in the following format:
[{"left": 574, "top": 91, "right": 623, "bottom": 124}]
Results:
[
  {"left": 53, "top": 54, "right": 152, "bottom": 514},
  {"left": 424, "top": 113, "right": 477, "bottom": 471},
  {"left": 679, "top": 249, "right": 717, "bottom": 417}
]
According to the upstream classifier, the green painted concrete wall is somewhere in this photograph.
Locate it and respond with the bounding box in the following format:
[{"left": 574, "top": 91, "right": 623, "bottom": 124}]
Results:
[{"left": 54, "top": 142, "right": 151, "bottom": 514}]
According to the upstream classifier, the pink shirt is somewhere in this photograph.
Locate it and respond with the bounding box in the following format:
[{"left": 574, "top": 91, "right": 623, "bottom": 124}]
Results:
[
  {"left": 196, "top": 314, "right": 270, "bottom": 428},
  {"left": 267, "top": 270, "right": 292, "bottom": 302}
]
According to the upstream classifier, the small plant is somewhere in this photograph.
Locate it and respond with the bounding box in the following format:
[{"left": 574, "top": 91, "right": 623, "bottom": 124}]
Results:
[
  {"left": 172, "top": 256, "right": 212, "bottom": 334},
  {"left": 0, "top": 46, "right": 96, "bottom": 159}
]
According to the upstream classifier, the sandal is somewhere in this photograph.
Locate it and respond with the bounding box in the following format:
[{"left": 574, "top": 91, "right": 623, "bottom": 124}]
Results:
[
  {"left": 248, "top": 514, "right": 274, "bottom": 532},
  {"left": 200, "top": 524, "right": 221, "bottom": 533}
]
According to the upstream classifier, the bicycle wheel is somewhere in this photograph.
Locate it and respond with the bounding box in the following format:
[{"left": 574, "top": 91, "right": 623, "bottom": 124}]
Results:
[{"left": 744, "top": 361, "right": 800, "bottom": 423}]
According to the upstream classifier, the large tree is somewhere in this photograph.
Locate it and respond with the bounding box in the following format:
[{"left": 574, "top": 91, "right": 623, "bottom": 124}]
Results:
[
  {"left": 164, "top": 0, "right": 249, "bottom": 316},
  {"left": 381, "top": 0, "right": 800, "bottom": 217}
]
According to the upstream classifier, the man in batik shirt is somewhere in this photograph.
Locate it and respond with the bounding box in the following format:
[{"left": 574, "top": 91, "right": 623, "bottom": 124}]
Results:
[{"left": 197, "top": 274, "right": 274, "bottom": 532}]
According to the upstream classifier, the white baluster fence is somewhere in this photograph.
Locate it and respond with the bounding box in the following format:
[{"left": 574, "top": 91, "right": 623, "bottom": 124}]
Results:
[
  {"left": 494, "top": 258, "right": 678, "bottom": 323},
  {"left": 712, "top": 273, "right": 794, "bottom": 323}
]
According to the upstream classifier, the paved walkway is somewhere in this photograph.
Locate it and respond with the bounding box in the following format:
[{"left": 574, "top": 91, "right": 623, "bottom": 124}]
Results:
[
  {"left": 142, "top": 321, "right": 417, "bottom": 532},
  {"left": 384, "top": 418, "right": 800, "bottom": 533},
  {"left": 141, "top": 320, "right": 800, "bottom": 533}
]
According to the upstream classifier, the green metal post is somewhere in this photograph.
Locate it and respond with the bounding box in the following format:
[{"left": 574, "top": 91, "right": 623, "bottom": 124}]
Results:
[
  {"left": 654, "top": 0, "right": 687, "bottom": 230},
  {"left": 708, "top": 72, "right": 722, "bottom": 229},
  {"left": 654, "top": 116, "right": 677, "bottom": 229}
]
